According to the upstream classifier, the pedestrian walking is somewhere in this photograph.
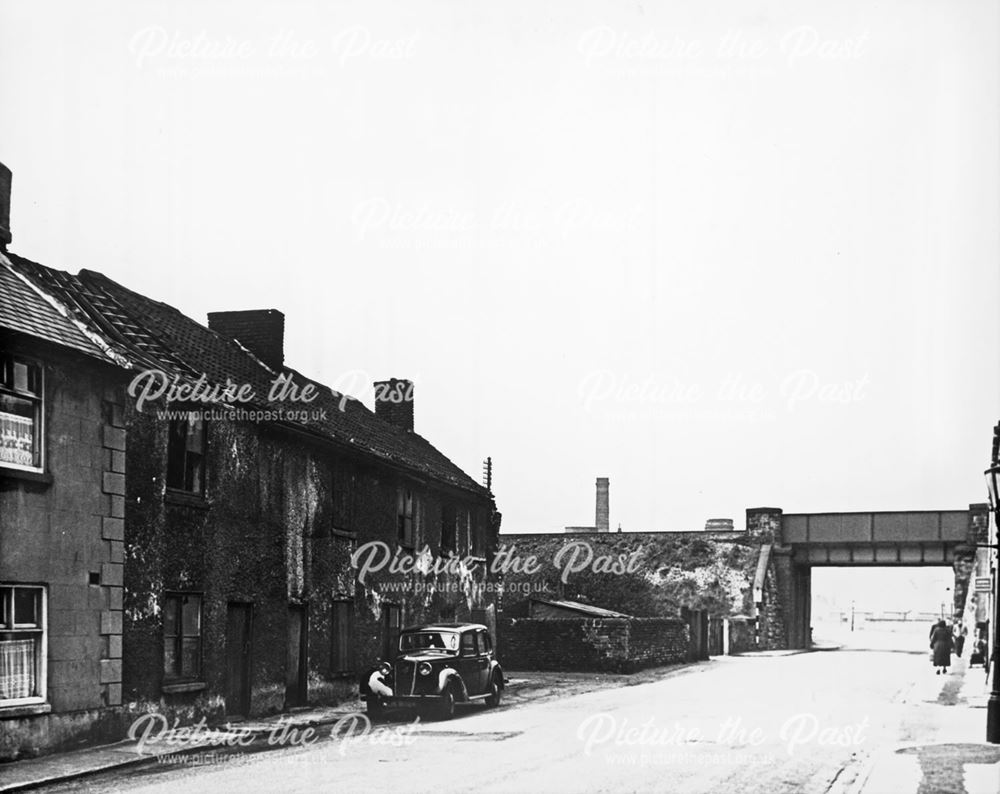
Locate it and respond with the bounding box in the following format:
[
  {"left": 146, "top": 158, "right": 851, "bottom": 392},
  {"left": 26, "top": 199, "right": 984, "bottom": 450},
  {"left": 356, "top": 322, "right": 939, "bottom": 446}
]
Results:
[
  {"left": 930, "top": 620, "right": 953, "bottom": 674},
  {"left": 955, "top": 625, "right": 967, "bottom": 658}
]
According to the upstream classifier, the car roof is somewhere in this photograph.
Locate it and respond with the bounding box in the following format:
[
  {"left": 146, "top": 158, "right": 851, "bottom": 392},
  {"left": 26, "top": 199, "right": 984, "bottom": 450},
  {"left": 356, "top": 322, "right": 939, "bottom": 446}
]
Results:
[{"left": 401, "top": 623, "right": 487, "bottom": 633}]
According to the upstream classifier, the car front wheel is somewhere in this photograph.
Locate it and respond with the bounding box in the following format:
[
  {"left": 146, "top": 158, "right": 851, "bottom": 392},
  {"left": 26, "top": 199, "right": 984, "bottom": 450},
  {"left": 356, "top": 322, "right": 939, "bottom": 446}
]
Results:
[
  {"left": 434, "top": 685, "right": 456, "bottom": 721},
  {"left": 485, "top": 674, "right": 502, "bottom": 708}
]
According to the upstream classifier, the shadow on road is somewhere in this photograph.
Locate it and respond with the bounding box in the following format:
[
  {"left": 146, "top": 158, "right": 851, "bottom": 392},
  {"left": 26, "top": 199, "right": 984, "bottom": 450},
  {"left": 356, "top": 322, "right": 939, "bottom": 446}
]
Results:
[{"left": 895, "top": 743, "right": 1000, "bottom": 794}]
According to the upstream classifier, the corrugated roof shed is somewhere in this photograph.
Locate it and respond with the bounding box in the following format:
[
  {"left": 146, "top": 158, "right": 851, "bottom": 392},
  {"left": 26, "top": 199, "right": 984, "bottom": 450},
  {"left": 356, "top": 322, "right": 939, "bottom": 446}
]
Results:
[{"left": 529, "top": 598, "right": 634, "bottom": 619}]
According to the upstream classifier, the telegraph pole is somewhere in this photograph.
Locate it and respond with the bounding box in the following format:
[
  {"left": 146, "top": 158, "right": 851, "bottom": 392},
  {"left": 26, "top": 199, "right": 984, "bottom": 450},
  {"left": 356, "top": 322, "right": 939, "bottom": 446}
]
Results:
[{"left": 482, "top": 456, "right": 493, "bottom": 494}]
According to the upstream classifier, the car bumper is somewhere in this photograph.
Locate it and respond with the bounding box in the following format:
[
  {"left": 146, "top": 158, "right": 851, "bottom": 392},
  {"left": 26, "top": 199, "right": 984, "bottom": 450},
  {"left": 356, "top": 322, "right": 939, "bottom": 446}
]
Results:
[{"left": 379, "top": 694, "right": 441, "bottom": 707}]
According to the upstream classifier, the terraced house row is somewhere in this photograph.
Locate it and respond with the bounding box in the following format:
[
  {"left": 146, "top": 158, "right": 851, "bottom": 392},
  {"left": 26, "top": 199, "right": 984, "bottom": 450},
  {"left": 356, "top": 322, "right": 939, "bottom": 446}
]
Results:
[{"left": 0, "top": 163, "right": 501, "bottom": 760}]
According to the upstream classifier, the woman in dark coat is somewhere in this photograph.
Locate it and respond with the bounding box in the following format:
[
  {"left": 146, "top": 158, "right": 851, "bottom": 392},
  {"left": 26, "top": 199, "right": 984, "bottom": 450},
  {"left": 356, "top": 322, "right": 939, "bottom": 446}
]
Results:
[{"left": 930, "top": 620, "right": 953, "bottom": 674}]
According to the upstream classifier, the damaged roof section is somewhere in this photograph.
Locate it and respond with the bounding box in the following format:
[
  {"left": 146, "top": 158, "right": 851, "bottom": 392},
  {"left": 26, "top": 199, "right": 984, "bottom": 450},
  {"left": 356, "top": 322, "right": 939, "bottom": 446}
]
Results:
[
  {"left": 0, "top": 255, "right": 125, "bottom": 365},
  {"left": 4, "top": 252, "right": 488, "bottom": 496}
]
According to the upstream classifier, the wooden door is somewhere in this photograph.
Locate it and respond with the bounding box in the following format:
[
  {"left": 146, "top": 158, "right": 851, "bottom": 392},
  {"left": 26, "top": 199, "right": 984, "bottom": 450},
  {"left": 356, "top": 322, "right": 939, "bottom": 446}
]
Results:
[
  {"left": 286, "top": 604, "right": 308, "bottom": 707},
  {"left": 225, "top": 603, "right": 253, "bottom": 717},
  {"left": 382, "top": 604, "right": 401, "bottom": 660}
]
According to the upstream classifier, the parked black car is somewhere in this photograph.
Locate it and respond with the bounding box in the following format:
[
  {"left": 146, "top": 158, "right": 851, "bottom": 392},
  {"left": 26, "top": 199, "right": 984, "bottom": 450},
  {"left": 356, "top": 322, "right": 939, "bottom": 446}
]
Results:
[{"left": 360, "top": 623, "right": 504, "bottom": 720}]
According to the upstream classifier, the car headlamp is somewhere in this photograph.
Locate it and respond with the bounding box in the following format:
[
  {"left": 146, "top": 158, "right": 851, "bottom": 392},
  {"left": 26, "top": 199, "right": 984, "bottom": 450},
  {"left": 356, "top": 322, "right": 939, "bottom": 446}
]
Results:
[
  {"left": 378, "top": 662, "right": 392, "bottom": 677},
  {"left": 418, "top": 662, "right": 433, "bottom": 676}
]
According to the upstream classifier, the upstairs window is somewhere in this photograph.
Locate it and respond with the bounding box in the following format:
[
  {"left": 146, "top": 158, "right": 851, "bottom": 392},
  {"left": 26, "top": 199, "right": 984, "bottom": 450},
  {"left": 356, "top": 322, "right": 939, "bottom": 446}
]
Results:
[
  {"left": 397, "top": 487, "right": 414, "bottom": 548},
  {"left": 332, "top": 462, "right": 355, "bottom": 533},
  {"left": 166, "top": 416, "right": 206, "bottom": 494},
  {"left": 0, "top": 585, "right": 46, "bottom": 704},
  {"left": 441, "top": 503, "right": 457, "bottom": 553},
  {"left": 0, "top": 354, "right": 43, "bottom": 471},
  {"left": 163, "top": 592, "right": 202, "bottom": 682},
  {"left": 471, "top": 509, "right": 486, "bottom": 558}
]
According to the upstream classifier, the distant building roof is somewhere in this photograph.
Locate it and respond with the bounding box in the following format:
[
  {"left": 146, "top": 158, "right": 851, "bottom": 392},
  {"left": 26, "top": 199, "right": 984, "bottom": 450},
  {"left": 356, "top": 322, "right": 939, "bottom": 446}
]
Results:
[
  {"left": 529, "top": 597, "right": 633, "bottom": 619},
  {"left": 3, "top": 252, "right": 488, "bottom": 496}
]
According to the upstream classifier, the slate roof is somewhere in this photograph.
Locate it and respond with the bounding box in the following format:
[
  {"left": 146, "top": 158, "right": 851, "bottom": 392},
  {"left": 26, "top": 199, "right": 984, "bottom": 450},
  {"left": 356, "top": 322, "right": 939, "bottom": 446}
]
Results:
[
  {"left": 0, "top": 255, "right": 114, "bottom": 362},
  {"left": 4, "top": 252, "right": 488, "bottom": 496}
]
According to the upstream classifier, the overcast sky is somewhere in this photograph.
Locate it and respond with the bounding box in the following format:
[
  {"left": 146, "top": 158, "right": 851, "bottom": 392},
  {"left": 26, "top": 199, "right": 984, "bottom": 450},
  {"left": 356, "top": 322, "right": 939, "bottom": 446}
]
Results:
[{"left": 1, "top": 0, "right": 997, "bottom": 534}]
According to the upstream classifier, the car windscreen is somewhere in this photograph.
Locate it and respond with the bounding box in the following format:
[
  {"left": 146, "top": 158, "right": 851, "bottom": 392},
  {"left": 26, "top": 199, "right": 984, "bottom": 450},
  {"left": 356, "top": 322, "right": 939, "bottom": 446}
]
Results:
[{"left": 399, "top": 631, "right": 459, "bottom": 654}]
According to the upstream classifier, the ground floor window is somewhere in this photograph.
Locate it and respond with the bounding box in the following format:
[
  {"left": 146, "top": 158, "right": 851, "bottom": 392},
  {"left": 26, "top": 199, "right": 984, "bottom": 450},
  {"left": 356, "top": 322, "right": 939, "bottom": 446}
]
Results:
[
  {"left": 0, "top": 584, "right": 45, "bottom": 704},
  {"left": 163, "top": 592, "right": 202, "bottom": 681}
]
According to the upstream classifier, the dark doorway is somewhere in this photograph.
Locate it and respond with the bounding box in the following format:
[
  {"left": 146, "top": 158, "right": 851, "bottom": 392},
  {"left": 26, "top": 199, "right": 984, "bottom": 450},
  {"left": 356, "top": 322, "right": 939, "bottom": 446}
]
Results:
[
  {"left": 225, "top": 602, "right": 253, "bottom": 717},
  {"left": 682, "top": 607, "right": 709, "bottom": 662},
  {"left": 382, "top": 604, "right": 401, "bottom": 659},
  {"left": 331, "top": 600, "right": 353, "bottom": 675},
  {"left": 286, "top": 604, "right": 308, "bottom": 707}
]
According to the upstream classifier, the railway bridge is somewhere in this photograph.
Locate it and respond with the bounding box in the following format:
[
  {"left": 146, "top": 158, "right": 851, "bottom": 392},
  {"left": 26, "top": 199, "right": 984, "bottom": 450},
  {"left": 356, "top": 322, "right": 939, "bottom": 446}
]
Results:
[{"left": 747, "top": 505, "right": 990, "bottom": 649}]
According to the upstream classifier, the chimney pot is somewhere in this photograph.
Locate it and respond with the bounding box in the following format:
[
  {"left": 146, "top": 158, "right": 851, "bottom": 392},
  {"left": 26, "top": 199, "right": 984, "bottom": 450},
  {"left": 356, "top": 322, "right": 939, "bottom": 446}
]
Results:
[
  {"left": 207, "top": 309, "right": 285, "bottom": 371},
  {"left": 374, "top": 378, "right": 414, "bottom": 432}
]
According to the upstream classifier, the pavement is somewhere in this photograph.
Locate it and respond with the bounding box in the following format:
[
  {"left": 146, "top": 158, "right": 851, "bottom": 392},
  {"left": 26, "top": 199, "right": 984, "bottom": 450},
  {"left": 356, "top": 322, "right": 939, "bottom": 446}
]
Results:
[
  {"left": 0, "top": 701, "right": 366, "bottom": 793},
  {"left": 841, "top": 657, "right": 1000, "bottom": 794}
]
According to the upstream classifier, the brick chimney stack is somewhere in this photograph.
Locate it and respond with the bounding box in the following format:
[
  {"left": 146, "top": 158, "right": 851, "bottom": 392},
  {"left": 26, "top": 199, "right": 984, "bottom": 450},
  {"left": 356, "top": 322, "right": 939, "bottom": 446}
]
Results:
[
  {"left": 0, "top": 162, "right": 12, "bottom": 250},
  {"left": 207, "top": 310, "right": 285, "bottom": 371},
  {"left": 595, "top": 477, "right": 610, "bottom": 533},
  {"left": 374, "top": 378, "right": 414, "bottom": 432}
]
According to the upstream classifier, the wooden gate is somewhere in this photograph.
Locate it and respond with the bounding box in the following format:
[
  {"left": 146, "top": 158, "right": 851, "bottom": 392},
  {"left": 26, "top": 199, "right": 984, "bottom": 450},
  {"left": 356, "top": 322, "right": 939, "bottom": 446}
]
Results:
[{"left": 708, "top": 616, "right": 725, "bottom": 656}]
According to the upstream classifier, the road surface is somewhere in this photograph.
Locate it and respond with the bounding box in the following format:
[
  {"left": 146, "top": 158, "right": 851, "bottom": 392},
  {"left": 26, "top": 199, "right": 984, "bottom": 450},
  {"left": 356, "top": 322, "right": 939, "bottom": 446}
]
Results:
[{"left": 41, "top": 636, "right": 986, "bottom": 794}]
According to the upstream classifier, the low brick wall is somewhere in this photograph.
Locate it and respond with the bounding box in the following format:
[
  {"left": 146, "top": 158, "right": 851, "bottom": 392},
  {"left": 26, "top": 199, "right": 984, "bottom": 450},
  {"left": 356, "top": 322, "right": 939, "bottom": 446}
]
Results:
[
  {"left": 627, "top": 618, "right": 690, "bottom": 667},
  {"left": 498, "top": 616, "right": 688, "bottom": 673}
]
